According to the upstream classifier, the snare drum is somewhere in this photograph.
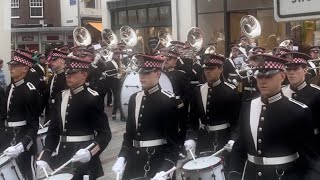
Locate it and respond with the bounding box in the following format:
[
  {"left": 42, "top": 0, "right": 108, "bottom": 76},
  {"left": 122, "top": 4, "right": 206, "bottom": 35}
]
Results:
[
  {"left": 0, "top": 155, "right": 23, "bottom": 180},
  {"left": 120, "top": 72, "right": 173, "bottom": 119},
  {"left": 181, "top": 155, "right": 225, "bottom": 180},
  {"left": 37, "top": 127, "right": 48, "bottom": 153},
  {"left": 43, "top": 168, "right": 74, "bottom": 180}
]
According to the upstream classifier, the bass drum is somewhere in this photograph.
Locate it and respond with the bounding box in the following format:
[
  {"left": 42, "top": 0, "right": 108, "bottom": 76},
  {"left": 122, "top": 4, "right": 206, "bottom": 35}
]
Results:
[{"left": 120, "top": 71, "right": 173, "bottom": 119}]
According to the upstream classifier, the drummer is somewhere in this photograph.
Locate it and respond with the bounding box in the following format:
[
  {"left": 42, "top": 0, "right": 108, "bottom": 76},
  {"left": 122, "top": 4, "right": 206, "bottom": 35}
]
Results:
[
  {"left": 184, "top": 53, "right": 241, "bottom": 176},
  {"left": 112, "top": 54, "right": 179, "bottom": 180},
  {"left": 36, "top": 56, "right": 111, "bottom": 179},
  {"left": 160, "top": 48, "right": 191, "bottom": 158},
  {"left": 1, "top": 50, "right": 42, "bottom": 179},
  {"left": 229, "top": 54, "right": 319, "bottom": 180}
]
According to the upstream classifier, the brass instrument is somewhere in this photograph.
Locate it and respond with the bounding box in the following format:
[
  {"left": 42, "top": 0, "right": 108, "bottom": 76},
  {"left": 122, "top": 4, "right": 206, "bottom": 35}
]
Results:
[
  {"left": 240, "top": 15, "right": 261, "bottom": 39},
  {"left": 187, "top": 27, "right": 204, "bottom": 52},
  {"left": 73, "top": 27, "right": 92, "bottom": 46},
  {"left": 120, "top": 26, "right": 137, "bottom": 47},
  {"left": 279, "top": 39, "right": 293, "bottom": 51}
]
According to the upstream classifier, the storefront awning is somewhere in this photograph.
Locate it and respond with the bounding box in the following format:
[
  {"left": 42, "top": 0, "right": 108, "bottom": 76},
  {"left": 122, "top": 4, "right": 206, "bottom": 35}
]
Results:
[{"left": 88, "top": 22, "right": 103, "bottom": 32}]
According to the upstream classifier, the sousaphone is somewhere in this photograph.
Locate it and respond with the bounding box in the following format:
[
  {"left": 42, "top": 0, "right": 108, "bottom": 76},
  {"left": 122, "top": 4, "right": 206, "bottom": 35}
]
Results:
[{"left": 73, "top": 27, "right": 92, "bottom": 46}]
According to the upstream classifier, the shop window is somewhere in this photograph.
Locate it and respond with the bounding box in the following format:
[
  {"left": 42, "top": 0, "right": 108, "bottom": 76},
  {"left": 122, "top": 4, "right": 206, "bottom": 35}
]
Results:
[
  {"left": 197, "top": 0, "right": 224, "bottom": 14},
  {"left": 85, "top": 0, "right": 95, "bottom": 9},
  {"left": 256, "top": 10, "right": 287, "bottom": 50},
  {"left": 29, "top": 0, "right": 43, "bottom": 18},
  {"left": 198, "top": 13, "right": 225, "bottom": 54},
  {"left": 159, "top": 6, "right": 170, "bottom": 24},
  {"left": 148, "top": 7, "right": 159, "bottom": 24},
  {"left": 119, "top": 11, "right": 127, "bottom": 25},
  {"left": 128, "top": 10, "right": 137, "bottom": 25},
  {"left": 11, "top": 0, "right": 20, "bottom": 18},
  {"left": 138, "top": 9, "right": 147, "bottom": 24}
]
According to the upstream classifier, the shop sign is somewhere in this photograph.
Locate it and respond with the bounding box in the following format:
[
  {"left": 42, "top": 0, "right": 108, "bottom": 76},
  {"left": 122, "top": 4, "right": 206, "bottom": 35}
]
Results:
[
  {"left": 274, "top": 0, "right": 320, "bottom": 22},
  {"left": 22, "top": 36, "right": 34, "bottom": 41}
]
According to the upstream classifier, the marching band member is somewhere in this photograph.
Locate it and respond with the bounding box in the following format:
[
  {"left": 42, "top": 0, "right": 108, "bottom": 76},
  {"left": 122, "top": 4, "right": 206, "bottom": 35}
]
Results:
[
  {"left": 161, "top": 48, "right": 191, "bottom": 158},
  {"left": 36, "top": 56, "right": 111, "bottom": 179},
  {"left": 0, "top": 50, "right": 41, "bottom": 179},
  {"left": 42, "top": 49, "right": 68, "bottom": 122},
  {"left": 229, "top": 54, "right": 319, "bottom": 180},
  {"left": 112, "top": 54, "right": 179, "bottom": 180},
  {"left": 223, "top": 44, "right": 244, "bottom": 86},
  {"left": 240, "top": 46, "right": 264, "bottom": 102},
  {"left": 309, "top": 46, "right": 320, "bottom": 85},
  {"left": 184, "top": 53, "right": 241, "bottom": 171},
  {"left": 281, "top": 52, "right": 320, "bottom": 152},
  {"left": 16, "top": 48, "right": 42, "bottom": 91}
]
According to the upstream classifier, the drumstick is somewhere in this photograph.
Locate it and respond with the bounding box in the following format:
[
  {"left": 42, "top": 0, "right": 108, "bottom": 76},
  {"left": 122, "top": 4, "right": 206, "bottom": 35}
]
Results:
[
  {"left": 0, "top": 154, "right": 5, "bottom": 158},
  {"left": 116, "top": 172, "right": 120, "bottom": 180},
  {"left": 43, "top": 120, "right": 51, "bottom": 127},
  {"left": 50, "top": 143, "right": 95, "bottom": 176},
  {"left": 188, "top": 149, "right": 197, "bottom": 163},
  {"left": 39, "top": 122, "right": 44, "bottom": 129},
  {"left": 162, "top": 167, "right": 177, "bottom": 177},
  {"left": 205, "top": 148, "right": 225, "bottom": 161},
  {"left": 42, "top": 166, "right": 49, "bottom": 178}
]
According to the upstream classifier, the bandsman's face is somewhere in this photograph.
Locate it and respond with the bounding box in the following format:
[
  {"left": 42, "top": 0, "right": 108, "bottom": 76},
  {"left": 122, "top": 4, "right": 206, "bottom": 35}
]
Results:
[
  {"left": 139, "top": 70, "right": 160, "bottom": 89},
  {"left": 204, "top": 66, "right": 222, "bottom": 83},
  {"left": 164, "top": 57, "right": 177, "bottom": 69},
  {"left": 66, "top": 71, "right": 87, "bottom": 89},
  {"left": 257, "top": 71, "right": 285, "bottom": 98},
  {"left": 50, "top": 58, "right": 65, "bottom": 70},
  {"left": 9, "top": 63, "right": 29, "bottom": 80},
  {"left": 310, "top": 51, "right": 319, "bottom": 59},
  {"left": 285, "top": 66, "right": 306, "bottom": 87}
]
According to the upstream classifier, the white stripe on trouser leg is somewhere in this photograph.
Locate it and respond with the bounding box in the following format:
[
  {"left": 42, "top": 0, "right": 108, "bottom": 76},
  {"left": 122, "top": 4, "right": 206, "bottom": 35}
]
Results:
[{"left": 31, "top": 155, "right": 36, "bottom": 180}]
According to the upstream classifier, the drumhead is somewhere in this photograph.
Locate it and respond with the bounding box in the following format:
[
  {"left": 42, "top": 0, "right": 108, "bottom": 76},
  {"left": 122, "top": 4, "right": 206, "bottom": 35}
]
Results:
[
  {"left": 45, "top": 173, "right": 73, "bottom": 180},
  {"left": 120, "top": 71, "right": 173, "bottom": 119},
  {"left": 182, "top": 156, "right": 221, "bottom": 171}
]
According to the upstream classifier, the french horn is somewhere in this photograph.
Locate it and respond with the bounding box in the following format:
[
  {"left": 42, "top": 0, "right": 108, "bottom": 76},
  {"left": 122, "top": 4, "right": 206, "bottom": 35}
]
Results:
[
  {"left": 73, "top": 27, "right": 92, "bottom": 46},
  {"left": 240, "top": 15, "right": 261, "bottom": 39},
  {"left": 120, "top": 26, "right": 137, "bottom": 47}
]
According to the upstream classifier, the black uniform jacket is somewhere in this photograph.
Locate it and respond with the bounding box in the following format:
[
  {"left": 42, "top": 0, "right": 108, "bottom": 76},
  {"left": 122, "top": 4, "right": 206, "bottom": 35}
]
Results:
[
  {"left": 1, "top": 79, "right": 41, "bottom": 152},
  {"left": 118, "top": 84, "right": 179, "bottom": 172},
  {"left": 229, "top": 92, "right": 319, "bottom": 180},
  {"left": 186, "top": 79, "right": 241, "bottom": 141},
  {"left": 40, "top": 85, "right": 111, "bottom": 161}
]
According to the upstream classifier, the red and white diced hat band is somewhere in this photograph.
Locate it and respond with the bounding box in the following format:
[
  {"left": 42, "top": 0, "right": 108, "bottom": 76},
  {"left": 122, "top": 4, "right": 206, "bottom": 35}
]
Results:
[{"left": 280, "top": 52, "right": 310, "bottom": 65}]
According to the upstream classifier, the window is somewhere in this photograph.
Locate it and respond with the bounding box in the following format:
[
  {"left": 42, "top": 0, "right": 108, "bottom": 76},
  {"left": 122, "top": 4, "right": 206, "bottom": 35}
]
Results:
[
  {"left": 118, "top": 11, "right": 127, "bottom": 25},
  {"left": 159, "top": 6, "right": 170, "bottom": 24},
  {"left": 85, "top": 0, "right": 96, "bottom": 9},
  {"left": 29, "top": 0, "right": 43, "bottom": 18},
  {"left": 148, "top": 8, "right": 159, "bottom": 24},
  {"left": 138, "top": 9, "right": 147, "bottom": 24},
  {"left": 11, "top": 0, "right": 20, "bottom": 18},
  {"left": 198, "top": 13, "right": 225, "bottom": 54},
  {"left": 128, "top": 10, "right": 137, "bottom": 25}
]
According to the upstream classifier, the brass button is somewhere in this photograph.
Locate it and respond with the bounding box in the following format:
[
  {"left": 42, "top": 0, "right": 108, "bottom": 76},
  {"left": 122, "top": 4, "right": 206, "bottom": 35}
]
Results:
[
  {"left": 258, "top": 139, "right": 262, "bottom": 143},
  {"left": 293, "top": 94, "right": 297, "bottom": 97},
  {"left": 139, "top": 114, "right": 142, "bottom": 117},
  {"left": 262, "top": 107, "right": 266, "bottom": 111},
  {"left": 258, "top": 150, "right": 262, "bottom": 154},
  {"left": 258, "top": 127, "right": 262, "bottom": 132},
  {"left": 63, "top": 129, "right": 66, "bottom": 132},
  {"left": 207, "top": 102, "right": 210, "bottom": 105},
  {"left": 142, "top": 105, "right": 144, "bottom": 109},
  {"left": 63, "top": 145, "right": 66, "bottom": 148},
  {"left": 136, "top": 151, "right": 140, "bottom": 154},
  {"left": 138, "top": 123, "right": 141, "bottom": 127},
  {"left": 137, "top": 133, "right": 140, "bottom": 136},
  {"left": 258, "top": 172, "right": 262, "bottom": 176},
  {"left": 207, "top": 117, "right": 209, "bottom": 119},
  {"left": 260, "top": 117, "right": 264, "bottom": 121}
]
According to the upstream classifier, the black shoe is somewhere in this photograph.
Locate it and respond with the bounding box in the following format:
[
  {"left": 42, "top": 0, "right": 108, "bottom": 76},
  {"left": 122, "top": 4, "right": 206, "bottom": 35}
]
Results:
[{"left": 112, "top": 114, "right": 116, "bottom": 120}]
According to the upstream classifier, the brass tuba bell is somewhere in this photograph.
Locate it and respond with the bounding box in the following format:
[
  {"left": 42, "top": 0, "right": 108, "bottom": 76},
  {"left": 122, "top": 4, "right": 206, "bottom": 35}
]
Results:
[
  {"left": 240, "top": 15, "right": 261, "bottom": 39},
  {"left": 120, "top": 26, "right": 137, "bottom": 47},
  {"left": 73, "top": 27, "right": 92, "bottom": 46},
  {"left": 158, "top": 31, "right": 173, "bottom": 48},
  {"left": 101, "top": 28, "right": 118, "bottom": 49},
  {"left": 187, "top": 27, "right": 204, "bottom": 52}
]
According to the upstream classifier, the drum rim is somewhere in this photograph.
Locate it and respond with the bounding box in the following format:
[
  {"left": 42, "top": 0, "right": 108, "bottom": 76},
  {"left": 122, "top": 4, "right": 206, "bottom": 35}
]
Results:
[
  {"left": 181, "top": 154, "right": 222, "bottom": 172},
  {"left": 0, "top": 156, "right": 12, "bottom": 169}
]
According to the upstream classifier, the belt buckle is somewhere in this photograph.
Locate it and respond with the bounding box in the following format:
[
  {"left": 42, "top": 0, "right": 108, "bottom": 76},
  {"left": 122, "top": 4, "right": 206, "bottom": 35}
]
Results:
[
  {"left": 133, "top": 140, "right": 140, "bottom": 148},
  {"left": 253, "top": 156, "right": 264, "bottom": 165}
]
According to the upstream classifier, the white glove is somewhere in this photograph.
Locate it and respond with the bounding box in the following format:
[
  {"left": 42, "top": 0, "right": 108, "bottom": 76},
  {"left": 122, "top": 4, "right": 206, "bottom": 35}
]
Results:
[
  {"left": 151, "top": 171, "right": 167, "bottom": 180},
  {"left": 36, "top": 160, "right": 53, "bottom": 179},
  {"left": 71, "top": 149, "right": 91, "bottom": 163},
  {"left": 4, "top": 143, "right": 24, "bottom": 158},
  {"left": 184, "top": 139, "right": 196, "bottom": 151},
  {"left": 112, "top": 157, "right": 126, "bottom": 174},
  {"left": 224, "top": 140, "right": 235, "bottom": 152}
]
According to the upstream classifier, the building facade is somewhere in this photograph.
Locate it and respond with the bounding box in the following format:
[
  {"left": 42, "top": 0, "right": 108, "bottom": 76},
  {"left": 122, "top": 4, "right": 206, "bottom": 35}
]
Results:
[
  {"left": 11, "top": 0, "right": 104, "bottom": 53},
  {"left": 103, "top": 0, "right": 320, "bottom": 56}
]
